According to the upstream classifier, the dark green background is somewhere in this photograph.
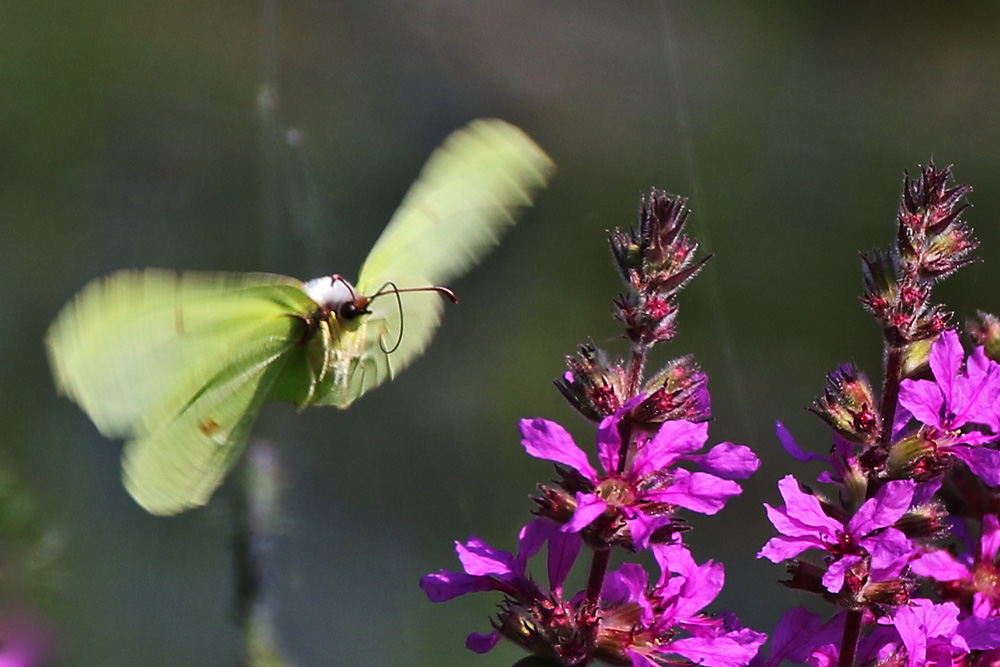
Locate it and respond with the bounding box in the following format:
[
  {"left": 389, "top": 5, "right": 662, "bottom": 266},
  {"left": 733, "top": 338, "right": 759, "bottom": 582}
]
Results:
[{"left": 5, "top": 2, "right": 1000, "bottom": 665}]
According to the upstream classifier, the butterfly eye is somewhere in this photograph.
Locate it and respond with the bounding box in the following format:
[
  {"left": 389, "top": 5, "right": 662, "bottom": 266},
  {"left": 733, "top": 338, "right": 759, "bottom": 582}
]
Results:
[{"left": 336, "top": 299, "right": 370, "bottom": 321}]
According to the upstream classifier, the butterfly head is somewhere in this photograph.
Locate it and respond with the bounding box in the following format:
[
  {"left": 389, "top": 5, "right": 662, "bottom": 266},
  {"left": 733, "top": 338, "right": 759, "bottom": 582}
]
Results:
[{"left": 303, "top": 275, "right": 372, "bottom": 322}]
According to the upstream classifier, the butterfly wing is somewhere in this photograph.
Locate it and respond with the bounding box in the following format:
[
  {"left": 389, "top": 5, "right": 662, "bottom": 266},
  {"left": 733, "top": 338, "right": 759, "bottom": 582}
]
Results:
[
  {"left": 46, "top": 269, "right": 318, "bottom": 512},
  {"left": 121, "top": 315, "right": 299, "bottom": 514},
  {"left": 314, "top": 119, "right": 555, "bottom": 408}
]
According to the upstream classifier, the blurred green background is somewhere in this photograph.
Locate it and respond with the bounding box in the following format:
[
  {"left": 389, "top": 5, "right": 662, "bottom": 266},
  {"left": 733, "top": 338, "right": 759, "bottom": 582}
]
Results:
[{"left": 5, "top": 1, "right": 1000, "bottom": 665}]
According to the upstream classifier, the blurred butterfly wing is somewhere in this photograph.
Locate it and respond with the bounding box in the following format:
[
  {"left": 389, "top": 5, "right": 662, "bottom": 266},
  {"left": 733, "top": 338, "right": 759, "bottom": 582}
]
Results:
[
  {"left": 357, "top": 118, "right": 554, "bottom": 290},
  {"left": 46, "top": 269, "right": 314, "bottom": 437},
  {"left": 121, "top": 318, "right": 298, "bottom": 515},
  {"left": 316, "top": 119, "right": 553, "bottom": 407},
  {"left": 46, "top": 269, "right": 319, "bottom": 513}
]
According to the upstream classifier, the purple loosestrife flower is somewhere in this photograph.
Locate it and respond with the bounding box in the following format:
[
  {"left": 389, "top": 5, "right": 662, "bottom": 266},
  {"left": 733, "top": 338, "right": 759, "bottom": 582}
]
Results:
[
  {"left": 420, "top": 519, "right": 582, "bottom": 655},
  {"left": 422, "top": 532, "right": 765, "bottom": 666},
  {"left": 522, "top": 402, "right": 758, "bottom": 550},
  {"left": 911, "top": 513, "right": 1000, "bottom": 617},
  {"left": 871, "top": 598, "right": 1000, "bottom": 667},
  {"left": 759, "top": 476, "right": 917, "bottom": 601},
  {"left": 896, "top": 329, "right": 1000, "bottom": 485},
  {"left": 603, "top": 545, "right": 766, "bottom": 667}
]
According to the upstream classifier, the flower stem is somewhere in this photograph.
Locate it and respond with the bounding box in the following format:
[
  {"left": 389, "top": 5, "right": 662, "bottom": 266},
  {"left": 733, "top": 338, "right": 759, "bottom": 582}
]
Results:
[
  {"left": 878, "top": 345, "right": 904, "bottom": 450},
  {"left": 837, "top": 609, "right": 863, "bottom": 667},
  {"left": 583, "top": 547, "right": 612, "bottom": 615}
]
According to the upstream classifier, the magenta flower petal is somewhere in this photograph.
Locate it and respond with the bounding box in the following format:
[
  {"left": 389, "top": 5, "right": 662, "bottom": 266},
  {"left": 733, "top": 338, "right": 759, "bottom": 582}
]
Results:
[
  {"left": 909, "top": 548, "right": 970, "bottom": 582},
  {"left": 647, "top": 469, "right": 742, "bottom": 515},
  {"left": 898, "top": 378, "right": 946, "bottom": 429},
  {"left": 516, "top": 518, "right": 556, "bottom": 569},
  {"left": 768, "top": 476, "right": 842, "bottom": 536},
  {"left": 958, "top": 614, "right": 1000, "bottom": 651},
  {"left": 682, "top": 442, "right": 760, "bottom": 480},
  {"left": 670, "top": 634, "right": 765, "bottom": 667},
  {"left": 520, "top": 418, "right": 597, "bottom": 480},
  {"left": 456, "top": 536, "right": 514, "bottom": 577},
  {"left": 596, "top": 412, "right": 623, "bottom": 474},
  {"left": 847, "top": 480, "right": 915, "bottom": 537},
  {"left": 757, "top": 534, "right": 821, "bottom": 563},
  {"left": 930, "top": 330, "right": 963, "bottom": 402},
  {"left": 954, "top": 446, "right": 1000, "bottom": 487},
  {"left": 627, "top": 510, "right": 673, "bottom": 550},
  {"left": 640, "top": 420, "right": 710, "bottom": 471},
  {"left": 420, "top": 570, "right": 499, "bottom": 602},
  {"left": 822, "top": 554, "right": 861, "bottom": 593},
  {"left": 563, "top": 492, "right": 608, "bottom": 533},
  {"left": 546, "top": 529, "right": 582, "bottom": 592},
  {"left": 862, "top": 527, "right": 914, "bottom": 580},
  {"left": 776, "top": 421, "right": 827, "bottom": 463},
  {"left": 981, "top": 514, "right": 1000, "bottom": 562},
  {"left": 466, "top": 631, "right": 500, "bottom": 654}
]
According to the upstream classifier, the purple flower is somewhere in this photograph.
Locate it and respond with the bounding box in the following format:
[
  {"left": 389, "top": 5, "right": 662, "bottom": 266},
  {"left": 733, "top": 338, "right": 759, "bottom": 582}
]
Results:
[
  {"left": 600, "top": 545, "right": 766, "bottom": 667},
  {"left": 522, "top": 403, "right": 758, "bottom": 549},
  {"left": 867, "top": 598, "right": 1000, "bottom": 666},
  {"left": 420, "top": 519, "right": 580, "bottom": 654},
  {"left": 749, "top": 607, "right": 845, "bottom": 667},
  {"left": 900, "top": 330, "right": 1000, "bottom": 435},
  {"left": 422, "top": 528, "right": 764, "bottom": 665},
  {"left": 911, "top": 513, "right": 1000, "bottom": 617},
  {"left": 897, "top": 329, "right": 1000, "bottom": 485},
  {"left": 759, "top": 475, "right": 917, "bottom": 594}
]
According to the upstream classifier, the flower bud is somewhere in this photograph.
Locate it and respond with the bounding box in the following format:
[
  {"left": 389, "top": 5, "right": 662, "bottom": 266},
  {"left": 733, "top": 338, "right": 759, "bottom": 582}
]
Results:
[
  {"left": 555, "top": 344, "right": 625, "bottom": 421},
  {"left": 633, "top": 356, "right": 710, "bottom": 424},
  {"left": 809, "top": 364, "right": 880, "bottom": 444}
]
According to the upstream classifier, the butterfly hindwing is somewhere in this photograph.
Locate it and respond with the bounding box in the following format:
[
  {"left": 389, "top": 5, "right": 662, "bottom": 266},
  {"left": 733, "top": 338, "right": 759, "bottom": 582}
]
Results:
[{"left": 122, "top": 315, "right": 299, "bottom": 514}]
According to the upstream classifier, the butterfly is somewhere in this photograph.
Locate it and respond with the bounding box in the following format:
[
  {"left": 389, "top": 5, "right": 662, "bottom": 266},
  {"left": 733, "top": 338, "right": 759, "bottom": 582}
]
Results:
[{"left": 46, "top": 118, "right": 554, "bottom": 515}]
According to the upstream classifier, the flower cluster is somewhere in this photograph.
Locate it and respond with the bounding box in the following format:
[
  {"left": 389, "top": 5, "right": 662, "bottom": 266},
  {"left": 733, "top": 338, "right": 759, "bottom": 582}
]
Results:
[
  {"left": 422, "top": 191, "right": 765, "bottom": 666},
  {"left": 423, "top": 163, "right": 1000, "bottom": 667},
  {"left": 758, "top": 162, "right": 1000, "bottom": 666}
]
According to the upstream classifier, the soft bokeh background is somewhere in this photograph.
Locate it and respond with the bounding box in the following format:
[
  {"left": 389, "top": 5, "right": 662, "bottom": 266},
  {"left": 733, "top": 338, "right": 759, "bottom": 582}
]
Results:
[{"left": 5, "top": 1, "right": 1000, "bottom": 665}]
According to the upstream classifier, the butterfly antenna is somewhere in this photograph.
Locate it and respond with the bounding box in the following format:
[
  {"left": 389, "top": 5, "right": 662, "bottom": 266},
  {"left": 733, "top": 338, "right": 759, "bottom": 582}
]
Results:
[
  {"left": 378, "top": 282, "right": 405, "bottom": 355},
  {"left": 369, "top": 281, "right": 459, "bottom": 355}
]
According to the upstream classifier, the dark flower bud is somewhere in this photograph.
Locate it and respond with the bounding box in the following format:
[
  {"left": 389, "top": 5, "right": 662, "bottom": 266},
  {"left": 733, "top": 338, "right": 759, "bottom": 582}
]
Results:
[
  {"left": 532, "top": 484, "right": 580, "bottom": 525},
  {"left": 896, "top": 161, "right": 978, "bottom": 281},
  {"left": 898, "top": 161, "right": 972, "bottom": 235},
  {"left": 861, "top": 248, "right": 901, "bottom": 320},
  {"left": 887, "top": 429, "right": 952, "bottom": 482},
  {"left": 809, "top": 364, "right": 880, "bottom": 444},
  {"left": 633, "top": 356, "right": 711, "bottom": 424},
  {"left": 555, "top": 343, "right": 625, "bottom": 421},
  {"left": 610, "top": 191, "right": 710, "bottom": 298},
  {"left": 860, "top": 577, "right": 916, "bottom": 608},
  {"left": 782, "top": 560, "right": 829, "bottom": 596},
  {"left": 893, "top": 502, "right": 950, "bottom": 541},
  {"left": 966, "top": 311, "right": 1000, "bottom": 363}
]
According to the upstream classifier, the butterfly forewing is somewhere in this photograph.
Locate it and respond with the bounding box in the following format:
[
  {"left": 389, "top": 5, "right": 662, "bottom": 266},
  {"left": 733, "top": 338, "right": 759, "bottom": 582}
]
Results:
[{"left": 357, "top": 118, "right": 554, "bottom": 290}]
